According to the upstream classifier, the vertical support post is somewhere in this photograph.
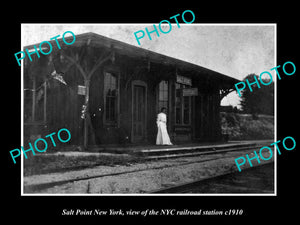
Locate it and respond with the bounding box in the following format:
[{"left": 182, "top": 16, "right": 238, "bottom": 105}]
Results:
[
  {"left": 117, "top": 73, "right": 120, "bottom": 128},
  {"left": 200, "top": 94, "right": 203, "bottom": 139},
  {"left": 43, "top": 80, "right": 47, "bottom": 124},
  {"left": 168, "top": 79, "right": 173, "bottom": 139},
  {"left": 62, "top": 50, "right": 112, "bottom": 150},
  {"left": 216, "top": 90, "right": 221, "bottom": 140},
  {"left": 192, "top": 95, "right": 195, "bottom": 139},
  {"left": 32, "top": 76, "right": 36, "bottom": 122},
  {"left": 84, "top": 79, "right": 90, "bottom": 149}
]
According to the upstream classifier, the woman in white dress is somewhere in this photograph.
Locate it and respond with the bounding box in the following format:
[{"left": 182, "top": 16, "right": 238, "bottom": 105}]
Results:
[{"left": 156, "top": 107, "right": 173, "bottom": 145}]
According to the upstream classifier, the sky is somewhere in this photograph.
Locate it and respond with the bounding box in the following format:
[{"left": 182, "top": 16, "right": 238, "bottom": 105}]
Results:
[{"left": 22, "top": 24, "right": 275, "bottom": 107}]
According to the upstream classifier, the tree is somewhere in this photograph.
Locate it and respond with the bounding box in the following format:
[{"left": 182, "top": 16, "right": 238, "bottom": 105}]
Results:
[{"left": 239, "top": 74, "right": 274, "bottom": 117}]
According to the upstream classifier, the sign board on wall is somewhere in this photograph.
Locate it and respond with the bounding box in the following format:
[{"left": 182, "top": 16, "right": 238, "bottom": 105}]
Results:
[
  {"left": 183, "top": 88, "right": 198, "bottom": 96},
  {"left": 78, "top": 85, "right": 86, "bottom": 95},
  {"left": 176, "top": 75, "right": 192, "bottom": 86}
]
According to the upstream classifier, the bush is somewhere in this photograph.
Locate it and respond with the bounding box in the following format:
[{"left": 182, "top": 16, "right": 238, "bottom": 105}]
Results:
[{"left": 221, "top": 112, "right": 274, "bottom": 140}]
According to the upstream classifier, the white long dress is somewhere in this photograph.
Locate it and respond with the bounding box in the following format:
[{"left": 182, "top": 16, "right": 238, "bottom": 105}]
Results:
[{"left": 156, "top": 112, "right": 173, "bottom": 145}]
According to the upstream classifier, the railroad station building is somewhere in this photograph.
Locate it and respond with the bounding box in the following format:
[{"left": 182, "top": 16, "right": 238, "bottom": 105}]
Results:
[{"left": 23, "top": 32, "right": 239, "bottom": 149}]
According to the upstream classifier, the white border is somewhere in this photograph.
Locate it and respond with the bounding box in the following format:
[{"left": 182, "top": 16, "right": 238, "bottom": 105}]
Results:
[
  {"left": 21, "top": 23, "right": 277, "bottom": 196},
  {"left": 21, "top": 24, "right": 24, "bottom": 195}
]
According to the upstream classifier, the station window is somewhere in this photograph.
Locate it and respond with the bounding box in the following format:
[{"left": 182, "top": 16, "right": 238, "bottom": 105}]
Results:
[
  {"left": 175, "top": 83, "right": 191, "bottom": 125},
  {"left": 104, "top": 72, "right": 118, "bottom": 124},
  {"left": 158, "top": 80, "right": 169, "bottom": 111}
]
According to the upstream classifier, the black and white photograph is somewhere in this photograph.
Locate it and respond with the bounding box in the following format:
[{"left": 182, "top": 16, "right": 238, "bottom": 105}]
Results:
[
  {"left": 3, "top": 5, "right": 298, "bottom": 224},
  {"left": 21, "top": 24, "right": 276, "bottom": 195}
]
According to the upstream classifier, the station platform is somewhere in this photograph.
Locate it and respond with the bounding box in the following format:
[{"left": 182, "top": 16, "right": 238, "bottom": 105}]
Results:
[
  {"left": 45, "top": 139, "right": 273, "bottom": 158},
  {"left": 91, "top": 139, "right": 271, "bottom": 151}
]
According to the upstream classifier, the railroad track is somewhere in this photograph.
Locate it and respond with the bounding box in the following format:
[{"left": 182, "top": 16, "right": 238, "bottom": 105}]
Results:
[
  {"left": 141, "top": 145, "right": 256, "bottom": 159},
  {"left": 24, "top": 141, "right": 272, "bottom": 193},
  {"left": 151, "top": 162, "right": 274, "bottom": 194},
  {"left": 135, "top": 140, "right": 273, "bottom": 159}
]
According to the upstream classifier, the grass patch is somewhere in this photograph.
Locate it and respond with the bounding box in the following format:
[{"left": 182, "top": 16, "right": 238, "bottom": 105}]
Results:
[{"left": 24, "top": 153, "right": 145, "bottom": 176}]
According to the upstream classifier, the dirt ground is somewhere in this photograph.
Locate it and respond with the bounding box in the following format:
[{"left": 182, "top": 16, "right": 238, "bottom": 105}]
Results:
[{"left": 23, "top": 148, "right": 275, "bottom": 194}]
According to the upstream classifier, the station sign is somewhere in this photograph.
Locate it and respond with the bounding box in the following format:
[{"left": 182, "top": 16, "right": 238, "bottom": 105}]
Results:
[
  {"left": 78, "top": 85, "right": 86, "bottom": 95},
  {"left": 176, "top": 75, "right": 192, "bottom": 86},
  {"left": 183, "top": 88, "right": 198, "bottom": 96}
]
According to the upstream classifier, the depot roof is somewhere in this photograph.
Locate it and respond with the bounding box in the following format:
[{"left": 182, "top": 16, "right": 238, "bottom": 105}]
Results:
[{"left": 24, "top": 32, "right": 240, "bottom": 87}]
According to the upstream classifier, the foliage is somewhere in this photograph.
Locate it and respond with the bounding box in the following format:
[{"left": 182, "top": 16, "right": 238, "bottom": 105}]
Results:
[
  {"left": 221, "top": 112, "right": 274, "bottom": 140},
  {"left": 239, "top": 74, "right": 274, "bottom": 116}
]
